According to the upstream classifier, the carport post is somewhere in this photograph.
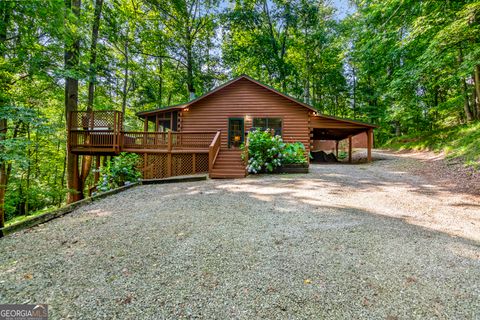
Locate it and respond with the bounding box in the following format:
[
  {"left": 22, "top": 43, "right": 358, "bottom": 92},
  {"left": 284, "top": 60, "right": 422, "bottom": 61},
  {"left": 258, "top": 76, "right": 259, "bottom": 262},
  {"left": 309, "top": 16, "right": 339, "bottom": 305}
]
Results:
[
  {"left": 367, "top": 129, "right": 373, "bottom": 162},
  {"left": 335, "top": 140, "right": 339, "bottom": 158},
  {"left": 348, "top": 136, "right": 352, "bottom": 164}
]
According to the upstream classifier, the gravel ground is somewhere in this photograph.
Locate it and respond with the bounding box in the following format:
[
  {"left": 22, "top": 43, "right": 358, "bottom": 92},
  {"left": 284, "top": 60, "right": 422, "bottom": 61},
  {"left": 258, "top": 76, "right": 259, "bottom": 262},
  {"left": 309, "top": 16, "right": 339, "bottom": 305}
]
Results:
[{"left": 1, "top": 150, "right": 479, "bottom": 319}]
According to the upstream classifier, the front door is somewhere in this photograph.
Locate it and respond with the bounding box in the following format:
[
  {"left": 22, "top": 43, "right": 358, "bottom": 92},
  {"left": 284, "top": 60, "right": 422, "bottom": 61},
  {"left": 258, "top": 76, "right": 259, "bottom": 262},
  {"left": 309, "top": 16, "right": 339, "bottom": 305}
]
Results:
[{"left": 228, "top": 118, "right": 244, "bottom": 148}]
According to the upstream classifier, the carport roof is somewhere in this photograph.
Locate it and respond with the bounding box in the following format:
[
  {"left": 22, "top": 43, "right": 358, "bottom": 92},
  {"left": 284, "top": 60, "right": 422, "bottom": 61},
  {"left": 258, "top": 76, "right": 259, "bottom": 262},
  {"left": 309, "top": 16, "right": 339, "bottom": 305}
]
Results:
[
  {"left": 312, "top": 127, "right": 369, "bottom": 141},
  {"left": 310, "top": 113, "right": 376, "bottom": 141}
]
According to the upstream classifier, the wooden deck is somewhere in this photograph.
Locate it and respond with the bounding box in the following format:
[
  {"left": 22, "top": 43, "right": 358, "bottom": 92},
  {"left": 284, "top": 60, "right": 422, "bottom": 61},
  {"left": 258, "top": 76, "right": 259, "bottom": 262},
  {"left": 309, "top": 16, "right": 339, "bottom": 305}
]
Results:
[
  {"left": 67, "top": 111, "right": 230, "bottom": 179},
  {"left": 69, "top": 130, "right": 217, "bottom": 154}
]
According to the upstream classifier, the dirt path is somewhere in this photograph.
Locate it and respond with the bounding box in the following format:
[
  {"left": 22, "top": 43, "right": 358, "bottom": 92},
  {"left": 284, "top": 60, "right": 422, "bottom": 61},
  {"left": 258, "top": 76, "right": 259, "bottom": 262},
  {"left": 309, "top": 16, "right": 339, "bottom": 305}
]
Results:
[{"left": 0, "top": 151, "right": 479, "bottom": 319}]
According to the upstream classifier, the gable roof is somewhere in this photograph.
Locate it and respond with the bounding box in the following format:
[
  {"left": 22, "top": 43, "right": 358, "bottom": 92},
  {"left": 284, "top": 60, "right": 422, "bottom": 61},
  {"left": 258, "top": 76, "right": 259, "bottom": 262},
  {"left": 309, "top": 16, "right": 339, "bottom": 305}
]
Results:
[{"left": 136, "top": 75, "right": 377, "bottom": 128}]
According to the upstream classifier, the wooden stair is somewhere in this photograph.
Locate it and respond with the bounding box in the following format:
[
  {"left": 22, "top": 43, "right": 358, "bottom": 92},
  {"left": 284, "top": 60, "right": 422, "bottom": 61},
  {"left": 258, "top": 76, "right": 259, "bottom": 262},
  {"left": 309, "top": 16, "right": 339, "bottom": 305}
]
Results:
[{"left": 209, "top": 149, "right": 247, "bottom": 179}]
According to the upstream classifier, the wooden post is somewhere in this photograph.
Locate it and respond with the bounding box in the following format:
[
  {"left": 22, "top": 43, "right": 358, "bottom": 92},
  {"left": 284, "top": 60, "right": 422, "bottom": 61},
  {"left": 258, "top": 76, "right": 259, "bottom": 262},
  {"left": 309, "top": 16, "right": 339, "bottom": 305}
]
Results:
[
  {"left": 348, "top": 136, "right": 352, "bottom": 164},
  {"left": 192, "top": 153, "right": 196, "bottom": 174},
  {"left": 94, "top": 155, "right": 101, "bottom": 185},
  {"left": 335, "top": 140, "right": 339, "bottom": 158},
  {"left": 143, "top": 116, "right": 148, "bottom": 148},
  {"left": 167, "top": 131, "right": 172, "bottom": 177},
  {"left": 72, "top": 154, "right": 80, "bottom": 201},
  {"left": 367, "top": 129, "right": 373, "bottom": 163},
  {"left": 143, "top": 117, "right": 148, "bottom": 131},
  {"left": 112, "top": 113, "right": 117, "bottom": 151},
  {"left": 143, "top": 153, "right": 147, "bottom": 179}
]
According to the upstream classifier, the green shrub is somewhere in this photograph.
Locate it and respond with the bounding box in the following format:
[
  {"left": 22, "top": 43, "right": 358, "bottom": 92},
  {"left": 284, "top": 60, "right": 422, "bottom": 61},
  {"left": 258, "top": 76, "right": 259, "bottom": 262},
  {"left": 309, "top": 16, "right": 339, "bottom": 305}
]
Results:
[
  {"left": 242, "top": 129, "right": 285, "bottom": 173},
  {"left": 242, "top": 129, "right": 308, "bottom": 173},
  {"left": 97, "top": 153, "right": 141, "bottom": 192},
  {"left": 338, "top": 151, "right": 347, "bottom": 160},
  {"left": 282, "top": 142, "right": 307, "bottom": 164}
]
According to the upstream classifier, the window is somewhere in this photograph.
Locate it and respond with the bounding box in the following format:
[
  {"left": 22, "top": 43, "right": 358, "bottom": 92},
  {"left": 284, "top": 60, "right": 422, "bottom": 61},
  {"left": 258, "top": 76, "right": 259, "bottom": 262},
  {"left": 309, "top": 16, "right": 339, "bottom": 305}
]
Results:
[
  {"left": 158, "top": 120, "right": 171, "bottom": 132},
  {"left": 252, "top": 118, "right": 282, "bottom": 136}
]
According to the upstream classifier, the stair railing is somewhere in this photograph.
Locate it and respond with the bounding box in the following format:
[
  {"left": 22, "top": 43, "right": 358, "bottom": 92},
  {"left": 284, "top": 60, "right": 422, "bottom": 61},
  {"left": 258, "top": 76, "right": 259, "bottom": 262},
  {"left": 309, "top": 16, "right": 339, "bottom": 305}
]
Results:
[{"left": 208, "top": 130, "right": 221, "bottom": 173}]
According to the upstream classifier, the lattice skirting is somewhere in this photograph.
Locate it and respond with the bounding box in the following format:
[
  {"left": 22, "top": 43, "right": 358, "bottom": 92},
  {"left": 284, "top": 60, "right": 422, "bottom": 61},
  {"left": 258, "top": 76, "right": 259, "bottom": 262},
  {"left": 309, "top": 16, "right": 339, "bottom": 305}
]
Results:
[{"left": 137, "top": 153, "right": 208, "bottom": 179}]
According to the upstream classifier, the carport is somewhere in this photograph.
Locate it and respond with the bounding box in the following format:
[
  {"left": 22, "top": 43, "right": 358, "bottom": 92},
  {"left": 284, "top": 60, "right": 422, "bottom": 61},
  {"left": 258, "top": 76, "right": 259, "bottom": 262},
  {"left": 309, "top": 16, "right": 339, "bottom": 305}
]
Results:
[{"left": 309, "top": 114, "right": 377, "bottom": 163}]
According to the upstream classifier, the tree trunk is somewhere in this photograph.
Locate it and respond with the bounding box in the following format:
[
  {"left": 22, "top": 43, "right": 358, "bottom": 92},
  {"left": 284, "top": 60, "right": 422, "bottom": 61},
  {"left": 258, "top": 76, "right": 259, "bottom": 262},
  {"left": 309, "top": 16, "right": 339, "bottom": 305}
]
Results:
[
  {"left": 121, "top": 37, "right": 129, "bottom": 122},
  {"left": 395, "top": 121, "right": 401, "bottom": 136},
  {"left": 474, "top": 65, "right": 480, "bottom": 119},
  {"left": 473, "top": 84, "right": 478, "bottom": 120},
  {"left": 0, "top": 119, "right": 7, "bottom": 229},
  {"left": 158, "top": 56, "right": 163, "bottom": 106},
  {"left": 458, "top": 47, "right": 473, "bottom": 122},
  {"left": 352, "top": 66, "right": 357, "bottom": 117},
  {"left": 186, "top": 41, "right": 195, "bottom": 100},
  {"left": 462, "top": 77, "right": 473, "bottom": 122},
  {"left": 0, "top": 0, "right": 12, "bottom": 228},
  {"left": 82, "top": 0, "right": 103, "bottom": 190},
  {"left": 86, "top": 0, "right": 103, "bottom": 111},
  {"left": 65, "top": 0, "right": 82, "bottom": 203},
  {"left": 25, "top": 123, "right": 31, "bottom": 215}
]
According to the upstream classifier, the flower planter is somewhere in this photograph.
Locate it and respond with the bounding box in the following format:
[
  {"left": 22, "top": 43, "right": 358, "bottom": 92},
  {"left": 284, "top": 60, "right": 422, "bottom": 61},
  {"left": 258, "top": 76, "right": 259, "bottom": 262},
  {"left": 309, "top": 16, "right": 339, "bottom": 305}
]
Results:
[{"left": 273, "top": 163, "right": 309, "bottom": 174}]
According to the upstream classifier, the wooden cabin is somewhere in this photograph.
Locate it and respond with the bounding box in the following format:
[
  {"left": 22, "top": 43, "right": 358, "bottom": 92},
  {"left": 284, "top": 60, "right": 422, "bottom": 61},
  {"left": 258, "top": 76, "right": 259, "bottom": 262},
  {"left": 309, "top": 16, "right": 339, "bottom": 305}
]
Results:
[{"left": 68, "top": 75, "right": 376, "bottom": 179}]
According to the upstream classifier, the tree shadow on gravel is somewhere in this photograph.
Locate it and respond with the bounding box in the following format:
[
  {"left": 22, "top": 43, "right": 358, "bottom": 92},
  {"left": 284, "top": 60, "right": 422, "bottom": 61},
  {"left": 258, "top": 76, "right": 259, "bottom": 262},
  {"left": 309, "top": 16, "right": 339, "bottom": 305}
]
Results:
[
  {"left": 1, "top": 179, "right": 479, "bottom": 320},
  {"left": 216, "top": 172, "right": 480, "bottom": 243}
]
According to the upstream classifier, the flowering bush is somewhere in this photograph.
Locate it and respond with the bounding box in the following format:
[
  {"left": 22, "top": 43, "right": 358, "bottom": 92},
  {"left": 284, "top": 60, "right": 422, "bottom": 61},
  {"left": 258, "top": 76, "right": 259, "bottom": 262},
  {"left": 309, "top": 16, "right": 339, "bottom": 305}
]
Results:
[
  {"left": 97, "top": 153, "right": 141, "bottom": 192},
  {"left": 242, "top": 129, "right": 307, "bottom": 174},
  {"left": 242, "top": 129, "right": 285, "bottom": 173}
]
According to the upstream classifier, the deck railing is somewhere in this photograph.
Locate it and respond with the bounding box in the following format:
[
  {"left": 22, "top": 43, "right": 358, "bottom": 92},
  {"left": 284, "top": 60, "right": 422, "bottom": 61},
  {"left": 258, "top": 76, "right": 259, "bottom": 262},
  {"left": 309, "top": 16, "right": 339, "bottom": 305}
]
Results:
[
  {"left": 69, "top": 130, "right": 118, "bottom": 150},
  {"left": 209, "top": 131, "right": 222, "bottom": 172},
  {"left": 67, "top": 111, "right": 223, "bottom": 179},
  {"left": 68, "top": 111, "right": 218, "bottom": 152},
  {"left": 122, "top": 132, "right": 168, "bottom": 150},
  {"left": 69, "top": 129, "right": 218, "bottom": 152},
  {"left": 171, "top": 131, "right": 217, "bottom": 150}
]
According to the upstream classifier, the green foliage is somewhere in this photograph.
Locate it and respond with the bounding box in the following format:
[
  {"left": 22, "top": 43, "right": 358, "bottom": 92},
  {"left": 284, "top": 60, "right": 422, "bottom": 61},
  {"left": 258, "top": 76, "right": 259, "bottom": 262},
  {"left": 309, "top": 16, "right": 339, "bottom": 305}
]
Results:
[
  {"left": 385, "top": 122, "right": 480, "bottom": 169},
  {"left": 282, "top": 142, "right": 307, "bottom": 165},
  {"left": 222, "top": 0, "right": 349, "bottom": 115},
  {"left": 242, "top": 130, "right": 307, "bottom": 173},
  {"left": 2, "top": 0, "right": 479, "bottom": 224},
  {"left": 345, "top": 0, "right": 480, "bottom": 143},
  {"left": 242, "top": 129, "right": 285, "bottom": 173},
  {"left": 338, "top": 151, "right": 347, "bottom": 160},
  {"left": 97, "top": 153, "right": 141, "bottom": 192}
]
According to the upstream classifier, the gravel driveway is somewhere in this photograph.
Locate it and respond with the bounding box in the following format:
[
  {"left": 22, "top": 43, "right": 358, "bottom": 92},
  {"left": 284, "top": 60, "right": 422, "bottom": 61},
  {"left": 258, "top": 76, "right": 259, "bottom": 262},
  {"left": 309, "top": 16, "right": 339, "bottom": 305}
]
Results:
[{"left": 1, "top": 151, "right": 479, "bottom": 319}]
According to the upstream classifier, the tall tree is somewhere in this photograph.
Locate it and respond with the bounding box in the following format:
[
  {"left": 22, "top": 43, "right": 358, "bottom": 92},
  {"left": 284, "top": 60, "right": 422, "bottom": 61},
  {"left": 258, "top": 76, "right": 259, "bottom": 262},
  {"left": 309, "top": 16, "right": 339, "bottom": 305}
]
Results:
[
  {"left": 64, "top": 0, "right": 82, "bottom": 203},
  {"left": 80, "top": 0, "right": 104, "bottom": 192},
  {"left": 0, "top": 0, "right": 13, "bottom": 228},
  {"left": 146, "top": 0, "right": 218, "bottom": 100}
]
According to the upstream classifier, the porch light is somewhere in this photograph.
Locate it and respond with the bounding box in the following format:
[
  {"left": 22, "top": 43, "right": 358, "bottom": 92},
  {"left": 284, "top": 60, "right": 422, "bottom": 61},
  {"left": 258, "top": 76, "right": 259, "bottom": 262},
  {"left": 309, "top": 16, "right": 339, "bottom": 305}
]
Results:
[{"left": 183, "top": 107, "right": 189, "bottom": 112}]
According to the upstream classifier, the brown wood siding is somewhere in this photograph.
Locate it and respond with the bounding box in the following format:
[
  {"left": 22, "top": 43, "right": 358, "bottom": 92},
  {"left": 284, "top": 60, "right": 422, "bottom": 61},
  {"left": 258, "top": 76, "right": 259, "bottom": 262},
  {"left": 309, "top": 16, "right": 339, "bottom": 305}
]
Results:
[
  {"left": 309, "top": 116, "right": 367, "bottom": 129},
  {"left": 179, "top": 78, "right": 311, "bottom": 151}
]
